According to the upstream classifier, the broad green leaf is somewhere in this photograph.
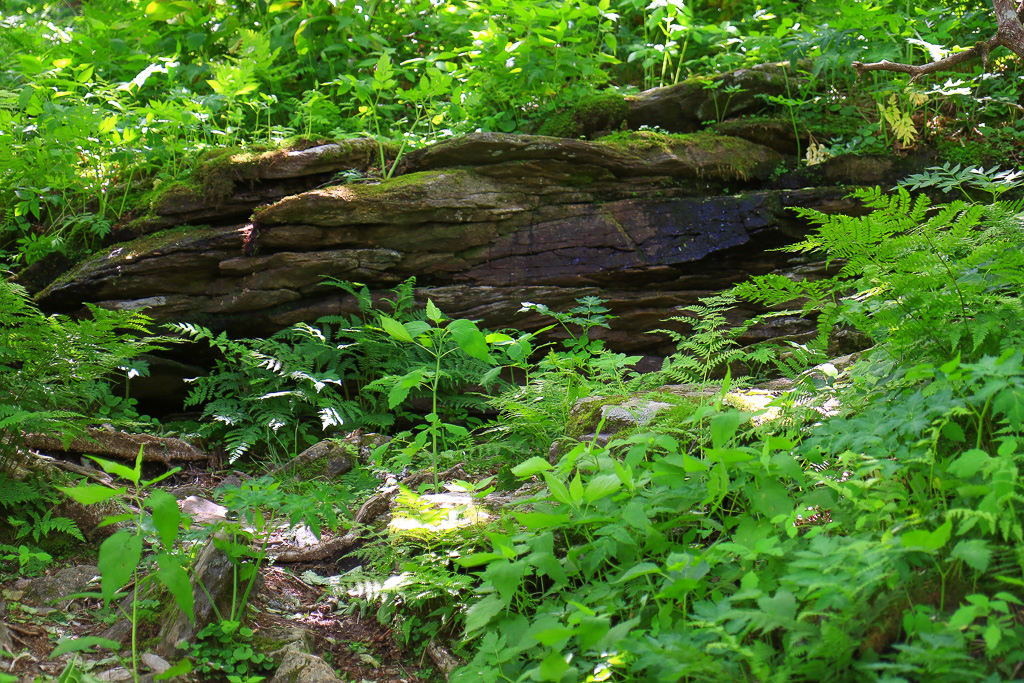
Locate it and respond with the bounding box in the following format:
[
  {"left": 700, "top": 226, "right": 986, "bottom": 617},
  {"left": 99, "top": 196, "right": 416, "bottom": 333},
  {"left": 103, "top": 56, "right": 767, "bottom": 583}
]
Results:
[
  {"left": 568, "top": 473, "right": 584, "bottom": 504},
  {"left": 148, "top": 489, "right": 180, "bottom": 551},
  {"left": 512, "top": 457, "right": 551, "bottom": 477},
  {"left": 156, "top": 553, "right": 194, "bottom": 623},
  {"left": 144, "top": 0, "right": 196, "bottom": 21},
  {"left": 514, "top": 511, "right": 570, "bottom": 529},
  {"left": 949, "top": 604, "right": 978, "bottom": 629},
  {"left": 746, "top": 478, "right": 793, "bottom": 518},
  {"left": 97, "top": 513, "right": 135, "bottom": 528},
  {"left": 143, "top": 466, "right": 181, "bottom": 487},
  {"left": 479, "top": 366, "right": 503, "bottom": 387},
  {"left": 615, "top": 562, "right": 660, "bottom": 583},
  {"left": 901, "top": 518, "right": 952, "bottom": 552},
  {"left": 98, "top": 530, "right": 143, "bottom": 605},
  {"left": 533, "top": 627, "right": 575, "bottom": 646},
  {"left": 527, "top": 550, "right": 568, "bottom": 586},
  {"left": 448, "top": 318, "right": 490, "bottom": 361},
  {"left": 380, "top": 315, "right": 413, "bottom": 343},
  {"left": 710, "top": 411, "right": 741, "bottom": 449},
  {"left": 596, "top": 616, "right": 639, "bottom": 651},
  {"left": 583, "top": 474, "right": 621, "bottom": 503},
  {"left": 577, "top": 614, "right": 609, "bottom": 650},
  {"left": 947, "top": 449, "right": 991, "bottom": 478},
  {"left": 983, "top": 623, "right": 1002, "bottom": 651},
  {"left": 89, "top": 456, "right": 141, "bottom": 485},
  {"left": 443, "top": 422, "right": 469, "bottom": 437},
  {"left": 50, "top": 636, "right": 122, "bottom": 657},
  {"left": 487, "top": 532, "right": 517, "bottom": 559},
  {"left": 455, "top": 552, "right": 503, "bottom": 567},
  {"left": 58, "top": 484, "right": 125, "bottom": 505},
  {"left": 539, "top": 651, "right": 569, "bottom": 682},
  {"left": 482, "top": 559, "right": 528, "bottom": 607},
  {"left": 155, "top": 659, "right": 192, "bottom": 681},
  {"left": 464, "top": 593, "right": 505, "bottom": 633},
  {"left": 425, "top": 299, "right": 444, "bottom": 323},
  {"left": 757, "top": 590, "right": 797, "bottom": 622},
  {"left": 951, "top": 539, "right": 992, "bottom": 572},
  {"left": 542, "top": 472, "right": 574, "bottom": 507},
  {"left": 404, "top": 320, "right": 432, "bottom": 339},
  {"left": 620, "top": 501, "right": 649, "bottom": 531},
  {"left": 388, "top": 368, "right": 425, "bottom": 409},
  {"left": 940, "top": 421, "right": 966, "bottom": 443}
]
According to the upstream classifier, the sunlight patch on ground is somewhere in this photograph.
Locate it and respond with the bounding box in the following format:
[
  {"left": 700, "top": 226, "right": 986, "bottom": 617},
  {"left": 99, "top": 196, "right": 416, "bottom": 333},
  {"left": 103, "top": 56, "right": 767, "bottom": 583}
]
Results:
[{"left": 388, "top": 492, "right": 491, "bottom": 532}]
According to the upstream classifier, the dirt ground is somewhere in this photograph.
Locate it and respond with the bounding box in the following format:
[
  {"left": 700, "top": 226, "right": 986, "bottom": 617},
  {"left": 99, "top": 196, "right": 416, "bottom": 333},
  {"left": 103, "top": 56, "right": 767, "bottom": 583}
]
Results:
[{"left": 1, "top": 464, "right": 439, "bottom": 683}]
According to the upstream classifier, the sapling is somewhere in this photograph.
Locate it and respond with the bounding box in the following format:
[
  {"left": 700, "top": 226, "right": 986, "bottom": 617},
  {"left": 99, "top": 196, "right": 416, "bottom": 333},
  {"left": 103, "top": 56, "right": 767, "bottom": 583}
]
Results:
[
  {"left": 373, "top": 300, "right": 496, "bottom": 493},
  {"left": 54, "top": 447, "right": 194, "bottom": 682}
]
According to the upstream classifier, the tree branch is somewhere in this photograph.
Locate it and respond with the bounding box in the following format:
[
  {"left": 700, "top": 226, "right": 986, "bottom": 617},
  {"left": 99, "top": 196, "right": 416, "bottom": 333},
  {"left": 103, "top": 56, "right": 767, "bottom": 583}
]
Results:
[{"left": 853, "top": 0, "right": 1024, "bottom": 81}]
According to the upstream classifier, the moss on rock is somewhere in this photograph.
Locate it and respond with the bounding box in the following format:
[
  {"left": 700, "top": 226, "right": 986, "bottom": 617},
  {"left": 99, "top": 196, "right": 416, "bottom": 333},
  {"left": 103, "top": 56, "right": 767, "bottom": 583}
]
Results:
[{"left": 535, "top": 90, "right": 630, "bottom": 139}]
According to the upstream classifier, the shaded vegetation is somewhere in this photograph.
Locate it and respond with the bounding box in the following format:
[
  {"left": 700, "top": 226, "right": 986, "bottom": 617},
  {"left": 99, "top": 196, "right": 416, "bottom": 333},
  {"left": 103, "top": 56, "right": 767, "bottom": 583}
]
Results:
[{"left": 4, "top": 1, "right": 1024, "bottom": 682}]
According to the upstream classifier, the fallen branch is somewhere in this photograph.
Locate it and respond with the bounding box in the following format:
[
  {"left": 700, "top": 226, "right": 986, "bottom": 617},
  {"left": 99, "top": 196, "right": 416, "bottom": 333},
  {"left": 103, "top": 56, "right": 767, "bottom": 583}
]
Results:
[
  {"left": 28, "top": 452, "right": 116, "bottom": 486},
  {"left": 854, "top": 0, "right": 1024, "bottom": 81},
  {"left": 274, "top": 532, "right": 359, "bottom": 563},
  {"left": 21, "top": 428, "right": 207, "bottom": 463}
]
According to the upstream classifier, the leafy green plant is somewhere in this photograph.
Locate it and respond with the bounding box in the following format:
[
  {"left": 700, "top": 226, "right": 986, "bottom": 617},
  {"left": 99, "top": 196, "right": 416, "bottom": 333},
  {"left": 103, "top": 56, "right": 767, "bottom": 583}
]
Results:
[
  {"left": 170, "top": 319, "right": 372, "bottom": 464},
  {"left": 370, "top": 299, "right": 498, "bottom": 492},
  {"left": 483, "top": 297, "right": 647, "bottom": 465},
  {"left": 173, "top": 278, "right": 501, "bottom": 465},
  {"left": 186, "top": 621, "right": 272, "bottom": 681},
  {"left": 55, "top": 448, "right": 194, "bottom": 682},
  {"left": 899, "top": 162, "right": 1024, "bottom": 203},
  {"left": 0, "top": 543, "right": 52, "bottom": 576},
  {"left": 656, "top": 291, "right": 775, "bottom": 388},
  {"left": 0, "top": 473, "right": 83, "bottom": 551}
]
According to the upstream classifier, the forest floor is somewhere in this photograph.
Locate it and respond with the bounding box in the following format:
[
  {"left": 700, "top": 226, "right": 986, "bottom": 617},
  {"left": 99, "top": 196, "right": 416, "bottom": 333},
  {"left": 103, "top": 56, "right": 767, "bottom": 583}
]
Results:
[{"left": 3, "top": 465, "right": 436, "bottom": 683}]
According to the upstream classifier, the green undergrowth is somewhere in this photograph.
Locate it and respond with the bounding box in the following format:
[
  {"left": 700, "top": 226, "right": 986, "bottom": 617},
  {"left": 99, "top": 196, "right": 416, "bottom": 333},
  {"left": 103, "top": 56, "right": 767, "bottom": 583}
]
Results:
[{"left": 8, "top": 164, "right": 1024, "bottom": 681}]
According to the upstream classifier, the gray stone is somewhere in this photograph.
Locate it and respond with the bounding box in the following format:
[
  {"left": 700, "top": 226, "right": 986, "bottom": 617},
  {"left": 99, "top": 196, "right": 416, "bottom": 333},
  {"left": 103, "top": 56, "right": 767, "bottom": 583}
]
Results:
[
  {"left": 180, "top": 496, "right": 228, "bottom": 524},
  {"left": 23, "top": 565, "right": 98, "bottom": 608},
  {"left": 141, "top": 653, "right": 171, "bottom": 674},
  {"left": 33, "top": 118, "right": 905, "bottom": 371},
  {"left": 626, "top": 62, "right": 808, "bottom": 133},
  {"left": 269, "top": 651, "right": 342, "bottom": 683},
  {"left": 567, "top": 396, "right": 677, "bottom": 441},
  {"left": 258, "top": 626, "right": 315, "bottom": 656}
]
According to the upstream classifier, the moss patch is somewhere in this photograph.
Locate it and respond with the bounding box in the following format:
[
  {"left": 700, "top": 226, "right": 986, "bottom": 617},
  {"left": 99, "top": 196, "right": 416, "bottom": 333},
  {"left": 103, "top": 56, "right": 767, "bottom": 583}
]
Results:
[
  {"left": 598, "top": 129, "right": 775, "bottom": 180},
  {"left": 535, "top": 90, "right": 629, "bottom": 139}
]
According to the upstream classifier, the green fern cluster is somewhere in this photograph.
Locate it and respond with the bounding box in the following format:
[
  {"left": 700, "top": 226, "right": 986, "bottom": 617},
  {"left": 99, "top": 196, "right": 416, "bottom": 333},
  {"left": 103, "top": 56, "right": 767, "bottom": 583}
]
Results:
[
  {"left": 322, "top": 278, "right": 498, "bottom": 421},
  {"left": 483, "top": 297, "right": 651, "bottom": 463},
  {"left": 735, "top": 186, "right": 1024, "bottom": 366},
  {"left": 170, "top": 319, "right": 378, "bottom": 463},
  {"left": 1, "top": 278, "right": 167, "bottom": 468},
  {"left": 174, "top": 277, "right": 501, "bottom": 464},
  {"left": 0, "top": 473, "right": 83, "bottom": 561},
  {"left": 656, "top": 291, "right": 777, "bottom": 387}
]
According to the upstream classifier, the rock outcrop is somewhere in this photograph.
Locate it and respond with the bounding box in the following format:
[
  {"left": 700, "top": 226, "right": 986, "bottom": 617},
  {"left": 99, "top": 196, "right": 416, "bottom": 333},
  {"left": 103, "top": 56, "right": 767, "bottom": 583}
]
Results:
[{"left": 36, "top": 128, "right": 869, "bottom": 356}]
